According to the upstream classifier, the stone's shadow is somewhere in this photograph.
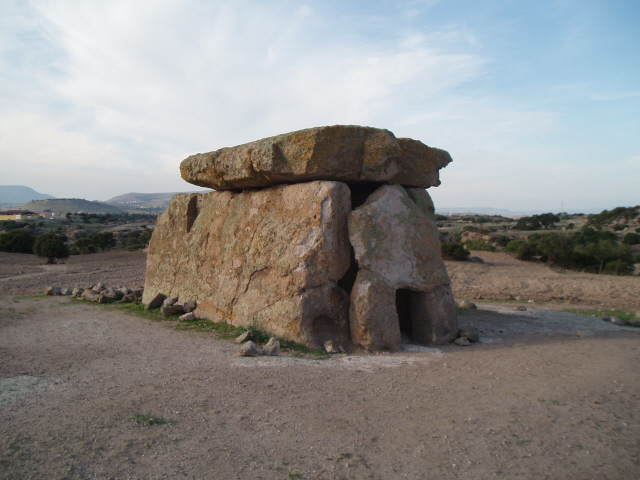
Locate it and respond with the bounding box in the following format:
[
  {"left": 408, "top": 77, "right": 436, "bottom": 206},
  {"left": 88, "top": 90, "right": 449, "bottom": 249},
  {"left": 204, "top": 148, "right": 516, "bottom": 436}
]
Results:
[{"left": 453, "top": 306, "right": 637, "bottom": 347}]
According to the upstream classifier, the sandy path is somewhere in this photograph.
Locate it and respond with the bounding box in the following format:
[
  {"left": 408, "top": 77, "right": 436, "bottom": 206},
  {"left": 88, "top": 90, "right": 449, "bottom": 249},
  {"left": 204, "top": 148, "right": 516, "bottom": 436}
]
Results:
[{"left": 1, "top": 296, "right": 638, "bottom": 479}]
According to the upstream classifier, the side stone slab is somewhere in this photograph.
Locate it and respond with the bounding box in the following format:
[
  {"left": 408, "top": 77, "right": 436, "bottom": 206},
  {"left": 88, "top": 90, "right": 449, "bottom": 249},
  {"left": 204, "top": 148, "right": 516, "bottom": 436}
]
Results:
[
  {"left": 348, "top": 185, "right": 457, "bottom": 350},
  {"left": 143, "top": 181, "right": 352, "bottom": 348},
  {"left": 180, "top": 125, "right": 452, "bottom": 190}
]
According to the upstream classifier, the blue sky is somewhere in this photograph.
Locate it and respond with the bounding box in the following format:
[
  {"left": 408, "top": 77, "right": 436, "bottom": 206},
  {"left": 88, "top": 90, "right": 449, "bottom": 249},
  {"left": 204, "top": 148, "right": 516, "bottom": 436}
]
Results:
[{"left": 1, "top": 0, "right": 638, "bottom": 212}]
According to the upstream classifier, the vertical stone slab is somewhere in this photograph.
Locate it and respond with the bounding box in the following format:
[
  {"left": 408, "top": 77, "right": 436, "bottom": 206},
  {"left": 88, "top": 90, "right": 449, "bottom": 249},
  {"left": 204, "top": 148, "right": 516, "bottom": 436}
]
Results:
[
  {"left": 143, "top": 180, "right": 352, "bottom": 347},
  {"left": 348, "top": 184, "right": 457, "bottom": 347},
  {"left": 349, "top": 268, "right": 401, "bottom": 351}
]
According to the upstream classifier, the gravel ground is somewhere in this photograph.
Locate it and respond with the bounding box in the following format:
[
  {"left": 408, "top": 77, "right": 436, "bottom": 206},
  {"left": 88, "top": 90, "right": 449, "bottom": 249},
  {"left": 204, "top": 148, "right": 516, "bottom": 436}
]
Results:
[{"left": 0, "top": 251, "right": 639, "bottom": 479}]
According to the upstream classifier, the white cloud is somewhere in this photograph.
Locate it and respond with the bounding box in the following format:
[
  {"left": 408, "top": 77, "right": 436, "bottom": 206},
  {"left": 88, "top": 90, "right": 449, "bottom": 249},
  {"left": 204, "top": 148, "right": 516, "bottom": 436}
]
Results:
[{"left": 624, "top": 156, "right": 640, "bottom": 168}]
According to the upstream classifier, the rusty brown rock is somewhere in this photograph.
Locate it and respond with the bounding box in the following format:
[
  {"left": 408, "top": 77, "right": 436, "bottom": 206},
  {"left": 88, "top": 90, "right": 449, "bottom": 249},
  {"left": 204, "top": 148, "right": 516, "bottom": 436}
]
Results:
[
  {"left": 180, "top": 125, "right": 451, "bottom": 190},
  {"left": 143, "top": 180, "right": 352, "bottom": 348}
]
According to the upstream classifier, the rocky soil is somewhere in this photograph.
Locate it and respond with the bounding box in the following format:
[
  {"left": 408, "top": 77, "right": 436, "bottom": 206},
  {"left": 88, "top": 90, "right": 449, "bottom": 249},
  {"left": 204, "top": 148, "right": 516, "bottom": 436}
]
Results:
[{"left": 1, "top": 251, "right": 639, "bottom": 479}]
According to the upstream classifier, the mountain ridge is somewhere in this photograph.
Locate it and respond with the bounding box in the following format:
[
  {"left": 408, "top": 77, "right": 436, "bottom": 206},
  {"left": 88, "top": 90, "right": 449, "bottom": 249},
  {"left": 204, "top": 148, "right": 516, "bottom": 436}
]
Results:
[{"left": 0, "top": 185, "right": 56, "bottom": 204}]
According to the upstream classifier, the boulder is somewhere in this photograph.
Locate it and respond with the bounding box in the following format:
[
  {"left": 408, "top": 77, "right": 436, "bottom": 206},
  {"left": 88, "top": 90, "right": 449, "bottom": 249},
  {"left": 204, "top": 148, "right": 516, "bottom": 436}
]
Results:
[
  {"left": 71, "top": 287, "right": 83, "bottom": 297},
  {"left": 162, "top": 296, "right": 179, "bottom": 307},
  {"left": 235, "top": 331, "right": 252, "bottom": 344},
  {"left": 238, "top": 341, "right": 261, "bottom": 357},
  {"left": 183, "top": 301, "right": 197, "bottom": 313},
  {"left": 102, "top": 287, "right": 120, "bottom": 300},
  {"left": 45, "top": 286, "right": 61, "bottom": 296},
  {"left": 145, "top": 293, "right": 166, "bottom": 310},
  {"left": 348, "top": 185, "right": 457, "bottom": 349},
  {"left": 262, "top": 338, "right": 281, "bottom": 356},
  {"left": 323, "top": 340, "right": 344, "bottom": 354},
  {"left": 161, "top": 304, "right": 184, "bottom": 316},
  {"left": 122, "top": 293, "right": 137, "bottom": 303},
  {"left": 180, "top": 126, "right": 451, "bottom": 191},
  {"left": 179, "top": 312, "right": 195, "bottom": 322},
  {"left": 454, "top": 337, "right": 471, "bottom": 346},
  {"left": 143, "top": 180, "right": 353, "bottom": 348},
  {"left": 458, "top": 326, "right": 479, "bottom": 343}
]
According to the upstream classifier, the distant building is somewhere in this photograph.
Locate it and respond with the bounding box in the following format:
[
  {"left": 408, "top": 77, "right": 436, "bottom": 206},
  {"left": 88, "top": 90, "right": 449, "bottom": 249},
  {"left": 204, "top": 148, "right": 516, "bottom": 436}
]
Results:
[
  {"left": 0, "top": 210, "right": 38, "bottom": 220},
  {"left": 38, "top": 212, "right": 63, "bottom": 219}
]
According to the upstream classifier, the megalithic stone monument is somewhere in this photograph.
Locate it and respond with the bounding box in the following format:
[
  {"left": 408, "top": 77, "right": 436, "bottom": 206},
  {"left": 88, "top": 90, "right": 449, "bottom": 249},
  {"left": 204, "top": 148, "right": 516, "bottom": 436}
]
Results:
[{"left": 143, "top": 125, "right": 457, "bottom": 351}]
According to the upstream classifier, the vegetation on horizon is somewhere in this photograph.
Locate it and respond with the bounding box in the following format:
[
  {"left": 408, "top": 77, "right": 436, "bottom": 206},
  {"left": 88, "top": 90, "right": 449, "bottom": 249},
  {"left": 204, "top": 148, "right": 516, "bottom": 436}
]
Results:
[{"left": 439, "top": 206, "right": 639, "bottom": 276}]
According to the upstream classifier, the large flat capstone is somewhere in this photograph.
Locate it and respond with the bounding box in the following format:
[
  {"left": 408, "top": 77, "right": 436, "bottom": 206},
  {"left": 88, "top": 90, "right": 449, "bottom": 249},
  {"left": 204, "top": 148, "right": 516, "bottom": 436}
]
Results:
[{"left": 180, "top": 125, "right": 452, "bottom": 190}]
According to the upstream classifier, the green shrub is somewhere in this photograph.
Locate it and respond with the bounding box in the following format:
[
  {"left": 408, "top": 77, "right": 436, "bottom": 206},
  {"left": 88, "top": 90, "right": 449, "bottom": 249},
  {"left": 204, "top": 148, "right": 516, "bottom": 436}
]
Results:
[
  {"left": 622, "top": 232, "right": 640, "bottom": 245},
  {"left": 536, "top": 233, "right": 575, "bottom": 268},
  {"left": 503, "top": 239, "right": 537, "bottom": 260},
  {"left": 0, "top": 230, "right": 36, "bottom": 253},
  {"left": 0, "top": 221, "right": 29, "bottom": 231},
  {"left": 33, "top": 233, "right": 69, "bottom": 264},
  {"left": 441, "top": 242, "right": 470, "bottom": 261},
  {"left": 495, "top": 235, "right": 511, "bottom": 247},
  {"left": 464, "top": 239, "right": 496, "bottom": 252}
]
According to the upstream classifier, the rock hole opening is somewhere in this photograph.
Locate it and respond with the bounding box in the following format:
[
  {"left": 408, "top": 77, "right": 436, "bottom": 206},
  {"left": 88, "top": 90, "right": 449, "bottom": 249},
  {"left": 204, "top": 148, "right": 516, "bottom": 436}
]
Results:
[
  {"left": 348, "top": 183, "right": 381, "bottom": 209},
  {"left": 396, "top": 288, "right": 414, "bottom": 341},
  {"left": 186, "top": 196, "right": 199, "bottom": 233},
  {"left": 311, "top": 315, "right": 339, "bottom": 347},
  {"left": 337, "top": 248, "right": 358, "bottom": 295}
]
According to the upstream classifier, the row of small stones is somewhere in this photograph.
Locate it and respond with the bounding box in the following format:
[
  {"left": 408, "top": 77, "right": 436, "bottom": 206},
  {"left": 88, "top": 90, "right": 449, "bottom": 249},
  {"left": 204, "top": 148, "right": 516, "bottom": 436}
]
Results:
[
  {"left": 46, "top": 283, "right": 143, "bottom": 303},
  {"left": 146, "top": 293, "right": 282, "bottom": 356},
  {"left": 44, "top": 286, "right": 482, "bottom": 350}
]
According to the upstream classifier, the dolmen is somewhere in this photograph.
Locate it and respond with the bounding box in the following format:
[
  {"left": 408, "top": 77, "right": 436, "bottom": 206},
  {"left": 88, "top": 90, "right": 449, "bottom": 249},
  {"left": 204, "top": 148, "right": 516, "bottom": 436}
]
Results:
[{"left": 143, "top": 125, "right": 457, "bottom": 351}]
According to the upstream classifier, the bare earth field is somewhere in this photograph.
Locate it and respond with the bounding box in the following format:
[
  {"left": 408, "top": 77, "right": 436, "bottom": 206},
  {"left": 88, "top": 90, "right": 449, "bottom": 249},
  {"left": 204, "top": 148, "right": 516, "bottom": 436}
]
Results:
[{"left": 0, "top": 251, "right": 639, "bottom": 479}]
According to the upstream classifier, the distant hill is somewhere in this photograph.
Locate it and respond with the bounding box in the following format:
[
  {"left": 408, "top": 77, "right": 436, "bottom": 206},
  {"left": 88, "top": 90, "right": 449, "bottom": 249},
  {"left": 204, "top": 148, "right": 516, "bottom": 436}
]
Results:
[
  {"left": 106, "top": 191, "right": 207, "bottom": 210},
  {"left": 19, "top": 198, "right": 124, "bottom": 214},
  {"left": 0, "top": 185, "right": 56, "bottom": 204},
  {"left": 436, "top": 207, "right": 606, "bottom": 216}
]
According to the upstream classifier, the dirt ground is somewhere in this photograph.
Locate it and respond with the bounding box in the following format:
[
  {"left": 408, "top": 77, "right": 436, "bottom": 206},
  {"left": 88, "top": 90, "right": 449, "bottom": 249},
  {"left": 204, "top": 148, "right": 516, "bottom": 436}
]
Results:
[{"left": 0, "top": 251, "right": 639, "bottom": 479}]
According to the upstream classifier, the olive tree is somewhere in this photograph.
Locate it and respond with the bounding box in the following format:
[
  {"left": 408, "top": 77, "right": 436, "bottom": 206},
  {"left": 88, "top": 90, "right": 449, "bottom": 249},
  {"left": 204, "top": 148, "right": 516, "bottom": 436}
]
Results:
[{"left": 33, "top": 233, "right": 70, "bottom": 264}]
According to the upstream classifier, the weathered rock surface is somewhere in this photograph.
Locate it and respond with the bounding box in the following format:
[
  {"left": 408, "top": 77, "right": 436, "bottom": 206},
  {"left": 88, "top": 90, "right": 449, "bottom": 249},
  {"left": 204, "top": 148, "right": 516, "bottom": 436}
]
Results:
[
  {"left": 262, "top": 338, "right": 281, "bottom": 356},
  {"left": 349, "top": 269, "right": 402, "bottom": 351},
  {"left": 238, "top": 341, "right": 261, "bottom": 357},
  {"left": 348, "top": 185, "right": 457, "bottom": 349},
  {"left": 145, "top": 293, "right": 166, "bottom": 310},
  {"left": 458, "top": 326, "right": 479, "bottom": 343},
  {"left": 143, "top": 180, "right": 353, "bottom": 348},
  {"left": 180, "top": 125, "right": 452, "bottom": 190},
  {"left": 183, "top": 301, "right": 197, "bottom": 313},
  {"left": 161, "top": 304, "right": 184, "bottom": 317},
  {"left": 179, "top": 312, "right": 195, "bottom": 322}
]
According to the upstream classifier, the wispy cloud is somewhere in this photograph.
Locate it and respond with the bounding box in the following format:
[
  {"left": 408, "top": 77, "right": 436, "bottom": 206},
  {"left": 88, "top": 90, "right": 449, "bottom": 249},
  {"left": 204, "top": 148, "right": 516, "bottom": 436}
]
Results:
[
  {"left": 590, "top": 91, "right": 640, "bottom": 101},
  {"left": 624, "top": 156, "right": 640, "bottom": 168}
]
